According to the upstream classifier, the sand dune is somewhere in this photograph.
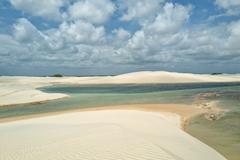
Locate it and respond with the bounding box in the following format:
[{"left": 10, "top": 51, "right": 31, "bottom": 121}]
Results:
[
  {"left": 0, "top": 110, "right": 226, "bottom": 160},
  {"left": 0, "top": 71, "right": 239, "bottom": 106},
  {"left": 0, "top": 81, "right": 68, "bottom": 106},
  {"left": 112, "top": 71, "right": 240, "bottom": 83}
]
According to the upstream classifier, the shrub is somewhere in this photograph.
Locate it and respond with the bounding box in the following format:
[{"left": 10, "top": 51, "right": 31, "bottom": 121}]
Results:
[{"left": 51, "top": 74, "right": 63, "bottom": 77}]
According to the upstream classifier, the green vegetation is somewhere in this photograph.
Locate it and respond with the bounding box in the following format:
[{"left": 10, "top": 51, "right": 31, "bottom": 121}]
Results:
[
  {"left": 51, "top": 74, "right": 63, "bottom": 77},
  {"left": 211, "top": 73, "right": 223, "bottom": 75}
]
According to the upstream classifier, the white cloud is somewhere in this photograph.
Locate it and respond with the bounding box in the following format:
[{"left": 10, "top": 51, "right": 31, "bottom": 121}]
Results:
[
  {"left": 0, "top": 34, "right": 27, "bottom": 56},
  {"left": 13, "top": 17, "right": 106, "bottom": 52},
  {"left": 125, "top": 2, "right": 191, "bottom": 59},
  {"left": 10, "top": 0, "right": 65, "bottom": 20},
  {"left": 2, "top": 0, "right": 240, "bottom": 73},
  {"left": 119, "top": 0, "right": 164, "bottom": 23},
  {"left": 226, "top": 20, "right": 240, "bottom": 50},
  {"left": 0, "top": 34, "right": 29, "bottom": 66},
  {"left": 215, "top": 0, "right": 240, "bottom": 15},
  {"left": 59, "top": 20, "right": 106, "bottom": 44},
  {"left": 145, "top": 3, "right": 191, "bottom": 34},
  {"left": 127, "top": 30, "right": 145, "bottom": 49},
  {"left": 113, "top": 28, "right": 131, "bottom": 40},
  {"left": 216, "top": 0, "right": 240, "bottom": 9},
  {"left": 67, "top": 0, "right": 115, "bottom": 24},
  {"left": 13, "top": 18, "right": 45, "bottom": 43},
  {"left": 12, "top": 18, "right": 54, "bottom": 53}
]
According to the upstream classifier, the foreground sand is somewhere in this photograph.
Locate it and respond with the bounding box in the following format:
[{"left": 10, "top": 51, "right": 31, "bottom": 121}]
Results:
[
  {"left": 1, "top": 71, "right": 240, "bottom": 106},
  {"left": 0, "top": 110, "right": 226, "bottom": 160}
]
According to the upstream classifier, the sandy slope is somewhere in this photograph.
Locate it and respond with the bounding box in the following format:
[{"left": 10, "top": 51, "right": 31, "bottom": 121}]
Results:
[
  {"left": 0, "top": 110, "right": 226, "bottom": 160},
  {"left": 0, "top": 80, "right": 68, "bottom": 106},
  {"left": 0, "top": 71, "right": 239, "bottom": 106}
]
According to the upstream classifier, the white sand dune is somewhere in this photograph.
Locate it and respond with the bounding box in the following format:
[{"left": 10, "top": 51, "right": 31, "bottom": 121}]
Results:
[
  {"left": 0, "top": 110, "right": 226, "bottom": 160},
  {"left": 0, "top": 71, "right": 240, "bottom": 106},
  {"left": 0, "top": 81, "right": 68, "bottom": 106},
  {"left": 112, "top": 71, "right": 240, "bottom": 83}
]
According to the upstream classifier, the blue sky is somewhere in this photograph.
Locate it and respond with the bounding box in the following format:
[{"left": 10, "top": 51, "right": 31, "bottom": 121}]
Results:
[{"left": 0, "top": 0, "right": 240, "bottom": 75}]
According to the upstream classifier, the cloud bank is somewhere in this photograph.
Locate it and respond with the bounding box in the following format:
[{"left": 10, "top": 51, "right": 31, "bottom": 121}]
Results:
[{"left": 0, "top": 0, "right": 240, "bottom": 75}]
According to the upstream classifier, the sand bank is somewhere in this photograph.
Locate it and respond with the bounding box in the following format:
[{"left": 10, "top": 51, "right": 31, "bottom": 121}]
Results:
[
  {"left": 0, "top": 109, "right": 226, "bottom": 160},
  {"left": 0, "top": 82, "right": 68, "bottom": 106},
  {"left": 74, "top": 103, "right": 207, "bottom": 130},
  {"left": 0, "top": 103, "right": 212, "bottom": 127},
  {"left": 1, "top": 71, "right": 240, "bottom": 106}
]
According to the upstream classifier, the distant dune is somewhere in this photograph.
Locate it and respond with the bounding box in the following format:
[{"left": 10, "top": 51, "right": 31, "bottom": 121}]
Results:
[
  {"left": 112, "top": 71, "right": 240, "bottom": 83},
  {"left": 0, "top": 71, "right": 240, "bottom": 106}
]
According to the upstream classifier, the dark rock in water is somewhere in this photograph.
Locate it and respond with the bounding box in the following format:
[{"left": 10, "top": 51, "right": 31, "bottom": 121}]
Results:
[
  {"left": 204, "top": 113, "right": 216, "bottom": 121},
  {"left": 210, "top": 114, "right": 216, "bottom": 120},
  {"left": 204, "top": 112, "right": 225, "bottom": 121}
]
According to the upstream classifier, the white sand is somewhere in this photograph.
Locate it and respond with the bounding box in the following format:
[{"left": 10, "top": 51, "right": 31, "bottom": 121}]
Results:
[
  {"left": 0, "top": 78, "right": 68, "bottom": 106},
  {"left": 1, "top": 71, "right": 240, "bottom": 106},
  {"left": 0, "top": 110, "right": 226, "bottom": 160}
]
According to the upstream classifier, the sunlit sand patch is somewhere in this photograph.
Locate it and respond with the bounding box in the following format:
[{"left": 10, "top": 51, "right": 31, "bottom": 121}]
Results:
[{"left": 0, "top": 110, "right": 226, "bottom": 160}]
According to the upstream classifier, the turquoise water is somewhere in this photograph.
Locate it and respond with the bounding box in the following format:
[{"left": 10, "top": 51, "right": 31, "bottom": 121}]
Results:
[
  {"left": 186, "top": 88, "right": 240, "bottom": 160},
  {"left": 0, "top": 83, "right": 239, "bottom": 160},
  {"left": 1, "top": 83, "right": 239, "bottom": 119}
]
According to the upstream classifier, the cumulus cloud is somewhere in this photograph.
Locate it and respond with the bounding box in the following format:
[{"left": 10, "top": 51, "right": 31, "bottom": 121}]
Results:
[
  {"left": 225, "top": 20, "right": 240, "bottom": 50},
  {"left": 113, "top": 28, "right": 131, "bottom": 40},
  {"left": 0, "top": 34, "right": 29, "bottom": 67},
  {"left": 127, "top": 30, "right": 145, "bottom": 49},
  {"left": 119, "top": 0, "right": 164, "bottom": 23},
  {"left": 13, "top": 18, "right": 45, "bottom": 42},
  {"left": 0, "top": 34, "right": 26, "bottom": 56},
  {"left": 59, "top": 20, "right": 106, "bottom": 44},
  {"left": 67, "top": 0, "right": 115, "bottom": 24},
  {"left": 13, "top": 17, "right": 106, "bottom": 49},
  {"left": 12, "top": 18, "right": 52, "bottom": 53},
  {"left": 120, "top": 1, "right": 239, "bottom": 66},
  {"left": 145, "top": 3, "right": 191, "bottom": 34},
  {"left": 1, "top": 0, "right": 240, "bottom": 74},
  {"left": 2, "top": 17, "right": 107, "bottom": 69},
  {"left": 10, "top": 0, "right": 65, "bottom": 20},
  {"left": 215, "top": 0, "right": 240, "bottom": 15},
  {"left": 125, "top": 2, "right": 191, "bottom": 59}
]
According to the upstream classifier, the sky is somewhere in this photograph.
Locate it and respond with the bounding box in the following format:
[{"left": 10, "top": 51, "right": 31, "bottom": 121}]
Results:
[{"left": 0, "top": 0, "right": 240, "bottom": 76}]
